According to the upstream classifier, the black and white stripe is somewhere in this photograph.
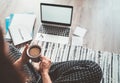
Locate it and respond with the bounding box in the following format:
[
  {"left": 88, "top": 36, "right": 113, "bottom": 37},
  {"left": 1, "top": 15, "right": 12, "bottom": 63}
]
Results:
[{"left": 15, "top": 41, "right": 120, "bottom": 83}]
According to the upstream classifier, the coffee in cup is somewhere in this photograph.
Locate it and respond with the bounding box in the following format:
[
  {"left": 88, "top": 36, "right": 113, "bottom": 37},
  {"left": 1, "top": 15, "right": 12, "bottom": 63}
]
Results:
[{"left": 27, "top": 45, "right": 41, "bottom": 62}]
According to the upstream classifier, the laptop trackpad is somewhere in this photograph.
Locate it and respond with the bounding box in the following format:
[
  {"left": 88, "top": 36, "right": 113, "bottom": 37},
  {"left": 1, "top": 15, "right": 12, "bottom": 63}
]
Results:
[{"left": 35, "top": 33, "right": 69, "bottom": 44}]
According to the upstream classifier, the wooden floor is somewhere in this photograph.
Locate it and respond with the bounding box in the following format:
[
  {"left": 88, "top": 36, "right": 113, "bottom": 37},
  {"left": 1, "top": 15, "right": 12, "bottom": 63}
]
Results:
[{"left": 0, "top": 0, "right": 120, "bottom": 53}]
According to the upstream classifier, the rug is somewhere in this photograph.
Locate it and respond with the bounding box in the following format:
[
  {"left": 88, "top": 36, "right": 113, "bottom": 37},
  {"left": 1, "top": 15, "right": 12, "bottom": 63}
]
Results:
[{"left": 19, "top": 41, "right": 120, "bottom": 83}]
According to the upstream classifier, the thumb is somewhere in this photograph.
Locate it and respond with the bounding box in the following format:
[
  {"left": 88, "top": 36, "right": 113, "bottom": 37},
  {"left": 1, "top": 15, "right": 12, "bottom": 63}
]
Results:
[{"left": 22, "top": 44, "right": 29, "bottom": 55}]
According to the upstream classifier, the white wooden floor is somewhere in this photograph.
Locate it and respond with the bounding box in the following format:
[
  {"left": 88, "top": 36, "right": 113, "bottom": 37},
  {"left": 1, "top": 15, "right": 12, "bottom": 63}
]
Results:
[{"left": 0, "top": 0, "right": 120, "bottom": 53}]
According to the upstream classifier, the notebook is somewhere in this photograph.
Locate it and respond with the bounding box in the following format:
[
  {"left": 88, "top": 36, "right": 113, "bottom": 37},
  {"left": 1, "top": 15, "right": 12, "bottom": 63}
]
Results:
[
  {"left": 36, "top": 3, "right": 73, "bottom": 44},
  {"left": 8, "top": 13, "right": 36, "bottom": 45}
]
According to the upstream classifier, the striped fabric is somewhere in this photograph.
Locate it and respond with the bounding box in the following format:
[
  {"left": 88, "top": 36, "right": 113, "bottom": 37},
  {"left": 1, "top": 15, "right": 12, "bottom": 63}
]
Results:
[{"left": 9, "top": 41, "right": 120, "bottom": 83}]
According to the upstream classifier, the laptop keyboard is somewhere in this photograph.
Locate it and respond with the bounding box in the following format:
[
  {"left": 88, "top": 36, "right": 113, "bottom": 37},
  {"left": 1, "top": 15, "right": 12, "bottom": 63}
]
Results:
[{"left": 39, "top": 25, "right": 70, "bottom": 37}]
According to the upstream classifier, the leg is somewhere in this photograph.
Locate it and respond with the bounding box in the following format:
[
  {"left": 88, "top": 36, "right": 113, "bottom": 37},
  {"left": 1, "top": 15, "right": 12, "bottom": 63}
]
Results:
[{"left": 49, "top": 60, "right": 102, "bottom": 83}]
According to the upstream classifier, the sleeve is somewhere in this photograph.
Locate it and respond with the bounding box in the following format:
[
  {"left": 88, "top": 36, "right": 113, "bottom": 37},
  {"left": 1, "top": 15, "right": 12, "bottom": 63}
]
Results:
[{"left": 8, "top": 44, "right": 42, "bottom": 83}]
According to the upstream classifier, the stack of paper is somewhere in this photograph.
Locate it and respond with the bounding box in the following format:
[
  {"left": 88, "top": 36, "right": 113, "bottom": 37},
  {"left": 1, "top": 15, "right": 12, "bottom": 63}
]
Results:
[
  {"left": 5, "top": 13, "right": 36, "bottom": 45},
  {"left": 72, "top": 26, "right": 87, "bottom": 46}
]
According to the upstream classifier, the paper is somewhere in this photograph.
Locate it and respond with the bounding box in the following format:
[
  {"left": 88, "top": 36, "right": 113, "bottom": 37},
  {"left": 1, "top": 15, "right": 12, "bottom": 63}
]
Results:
[
  {"left": 34, "top": 33, "right": 69, "bottom": 44},
  {"left": 72, "top": 36, "right": 83, "bottom": 46},
  {"left": 9, "top": 13, "right": 36, "bottom": 45},
  {"left": 73, "top": 26, "right": 87, "bottom": 38},
  {"left": 5, "top": 32, "right": 12, "bottom": 41}
]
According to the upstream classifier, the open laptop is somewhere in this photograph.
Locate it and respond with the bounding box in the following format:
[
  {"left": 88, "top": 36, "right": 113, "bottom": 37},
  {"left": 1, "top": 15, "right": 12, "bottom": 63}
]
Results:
[{"left": 37, "top": 3, "right": 73, "bottom": 44}]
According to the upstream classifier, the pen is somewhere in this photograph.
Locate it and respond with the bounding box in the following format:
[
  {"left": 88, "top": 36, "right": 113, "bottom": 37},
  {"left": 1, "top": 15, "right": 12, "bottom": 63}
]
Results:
[{"left": 18, "top": 28, "right": 24, "bottom": 40}]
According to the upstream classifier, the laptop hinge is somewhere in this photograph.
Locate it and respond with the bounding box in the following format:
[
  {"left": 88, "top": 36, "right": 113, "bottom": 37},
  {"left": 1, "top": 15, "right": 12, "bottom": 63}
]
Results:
[{"left": 42, "top": 23, "right": 70, "bottom": 28}]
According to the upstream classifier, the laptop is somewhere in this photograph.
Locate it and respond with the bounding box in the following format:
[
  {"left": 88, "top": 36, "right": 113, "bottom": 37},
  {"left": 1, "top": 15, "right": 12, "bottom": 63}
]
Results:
[{"left": 37, "top": 3, "right": 73, "bottom": 44}]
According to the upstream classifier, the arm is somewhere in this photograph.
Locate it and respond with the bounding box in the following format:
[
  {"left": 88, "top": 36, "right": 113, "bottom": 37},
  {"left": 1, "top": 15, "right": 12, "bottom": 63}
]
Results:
[
  {"left": 39, "top": 56, "right": 52, "bottom": 83},
  {"left": 41, "top": 72, "right": 52, "bottom": 83},
  {"left": 13, "top": 44, "right": 30, "bottom": 82},
  {"left": 13, "top": 44, "right": 29, "bottom": 70}
]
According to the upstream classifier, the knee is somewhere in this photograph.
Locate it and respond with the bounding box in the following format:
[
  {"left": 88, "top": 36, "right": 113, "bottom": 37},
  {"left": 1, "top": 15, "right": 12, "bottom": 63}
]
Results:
[{"left": 85, "top": 60, "right": 103, "bottom": 82}]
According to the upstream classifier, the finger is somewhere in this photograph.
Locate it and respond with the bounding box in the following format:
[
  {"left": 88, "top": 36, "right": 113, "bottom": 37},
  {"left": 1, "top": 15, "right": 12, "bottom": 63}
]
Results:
[
  {"left": 21, "top": 44, "right": 30, "bottom": 64},
  {"left": 21, "top": 44, "right": 29, "bottom": 58},
  {"left": 40, "top": 56, "right": 51, "bottom": 62},
  {"left": 22, "top": 44, "right": 29, "bottom": 55},
  {"left": 39, "top": 55, "right": 44, "bottom": 60},
  {"left": 39, "top": 62, "right": 43, "bottom": 72},
  {"left": 32, "top": 40, "right": 39, "bottom": 45}
]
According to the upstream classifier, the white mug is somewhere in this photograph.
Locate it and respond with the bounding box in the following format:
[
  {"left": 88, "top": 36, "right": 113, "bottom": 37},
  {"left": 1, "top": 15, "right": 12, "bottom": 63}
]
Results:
[{"left": 27, "top": 45, "right": 41, "bottom": 62}]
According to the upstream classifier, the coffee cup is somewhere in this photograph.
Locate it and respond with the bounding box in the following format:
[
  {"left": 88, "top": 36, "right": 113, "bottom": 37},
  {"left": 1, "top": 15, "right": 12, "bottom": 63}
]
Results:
[{"left": 27, "top": 45, "right": 41, "bottom": 62}]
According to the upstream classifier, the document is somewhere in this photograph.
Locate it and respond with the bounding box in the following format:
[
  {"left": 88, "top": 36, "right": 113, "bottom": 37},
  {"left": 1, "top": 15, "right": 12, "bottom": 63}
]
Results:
[
  {"left": 34, "top": 33, "right": 69, "bottom": 44},
  {"left": 72, "top": 26, "right": 87, "bottom": 46},
  {"left": 9, "top": 13, "right": 36, "bottom": 45},
  {"left": 72, "top": 36, "right": 83, "bottom": 46},
  {"left": 73, "top": 26, "right": 87, "bottom": 38}
]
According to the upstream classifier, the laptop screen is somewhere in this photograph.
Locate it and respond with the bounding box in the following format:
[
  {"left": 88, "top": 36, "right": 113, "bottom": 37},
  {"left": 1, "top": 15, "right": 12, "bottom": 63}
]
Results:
[{"left": 40, "top": 3, "right": 73, "bottom": 26}]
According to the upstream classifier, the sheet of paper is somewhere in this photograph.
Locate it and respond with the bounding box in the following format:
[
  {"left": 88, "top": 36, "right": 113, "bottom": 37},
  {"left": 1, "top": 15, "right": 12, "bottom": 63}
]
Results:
[
  {"left": 73, "top": 26, "right": 87, "bottom": 38},
  {"left": 72, "top": 36, "right": 83, "bottom": 46},
  {"left": 9, "top": 13, "right": 36, "bottom": 45},
  {"left": 34, "top": 33, "right": 69, "bottom": 44},
  {"left": 5, "top": 32, "right": 12, "bottom": 41}
]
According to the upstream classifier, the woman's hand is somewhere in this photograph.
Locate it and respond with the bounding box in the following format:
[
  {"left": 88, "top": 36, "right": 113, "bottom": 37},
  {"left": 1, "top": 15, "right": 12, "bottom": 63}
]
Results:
[
  {"left": 14, "top": 44, "right": 29, "bottom": 69},
  {"left": 32, "top": 55, "right": 51, "bottom": 74},
  {"left": 20, "top": 44, "right": 29, "bottom": 64},
  {"left": 32, "top": 55, "right": 52, "bottom": 83},
  {"left": 39, "top": 56, "right": 51, "bottom": 74},
  {"left": 39, "top": 56, "right": 52, "bottom": 83}
]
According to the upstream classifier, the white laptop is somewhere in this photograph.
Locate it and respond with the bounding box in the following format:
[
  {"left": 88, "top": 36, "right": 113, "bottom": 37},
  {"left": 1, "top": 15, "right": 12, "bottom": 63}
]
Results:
[{"left": 36, "top": 3, "right": 73, "bottom": 44}]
